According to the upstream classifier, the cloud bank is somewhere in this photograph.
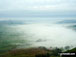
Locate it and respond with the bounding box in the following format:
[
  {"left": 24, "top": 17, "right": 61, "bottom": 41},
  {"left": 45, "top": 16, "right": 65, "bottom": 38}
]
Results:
[{"left": 0, "top": 0, "right": 76, "bottom": 17}]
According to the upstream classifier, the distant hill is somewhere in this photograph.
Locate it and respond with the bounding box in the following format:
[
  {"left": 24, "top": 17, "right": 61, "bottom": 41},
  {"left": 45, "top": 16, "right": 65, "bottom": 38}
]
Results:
[
  {"left": 69, "top": 25, "right": 76, "bottom": 28},
  {"left": 68, "top": 25, "right": 76, "bottom": 31},
  {"left": 58, "top": 20, "right": 76, "bottom": 24},
  {"left": 0, "top": 20, "right": 25, "bottom": 25}
]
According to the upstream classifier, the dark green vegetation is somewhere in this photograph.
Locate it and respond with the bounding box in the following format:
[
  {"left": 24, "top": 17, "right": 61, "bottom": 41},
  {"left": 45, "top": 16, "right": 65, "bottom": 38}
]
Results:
[
  {"left": 0, "top": 47, "right": 76, "bottom": 57},
  {"left": 62, "top": 48, "right": 76, "bottom": 57},
  {"left": 65, "top": 48, "right": 76, "bottom": 53}
]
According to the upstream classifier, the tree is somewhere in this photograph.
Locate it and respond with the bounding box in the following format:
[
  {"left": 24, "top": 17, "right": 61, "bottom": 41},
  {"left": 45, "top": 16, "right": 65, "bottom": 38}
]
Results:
[
  {"left": 65, "top": 46, "right": 70, "bottom": 50},
  {"left": 51, "top": 47, "right": 62, "bottom": 56}
]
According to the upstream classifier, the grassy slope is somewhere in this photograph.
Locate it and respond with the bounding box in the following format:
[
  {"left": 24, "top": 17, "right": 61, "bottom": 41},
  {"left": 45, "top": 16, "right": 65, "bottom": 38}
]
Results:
[
  {"left": 0, "top": 47, "right": 48, "bottom": 57},
  {"left": 0, "top": 47, "right": 76, "bottom": 57}
]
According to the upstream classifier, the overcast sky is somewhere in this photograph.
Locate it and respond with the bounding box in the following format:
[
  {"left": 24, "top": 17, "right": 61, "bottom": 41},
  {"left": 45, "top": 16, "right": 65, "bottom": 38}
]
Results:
[{"left": 0, "top": 0, "right": 76, "bottom": 17}]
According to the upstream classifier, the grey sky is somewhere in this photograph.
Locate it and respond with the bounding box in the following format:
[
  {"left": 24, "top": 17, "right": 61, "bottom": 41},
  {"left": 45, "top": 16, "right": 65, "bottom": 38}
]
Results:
[{"left": 0, "top": 0, "right": 76, "bottom": 17}]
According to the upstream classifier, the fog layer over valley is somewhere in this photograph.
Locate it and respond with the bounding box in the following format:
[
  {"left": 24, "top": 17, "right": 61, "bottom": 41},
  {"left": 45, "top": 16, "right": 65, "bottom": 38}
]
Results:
[{"left": 0, "top": 18, "right": 76, "bottom": 50}]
